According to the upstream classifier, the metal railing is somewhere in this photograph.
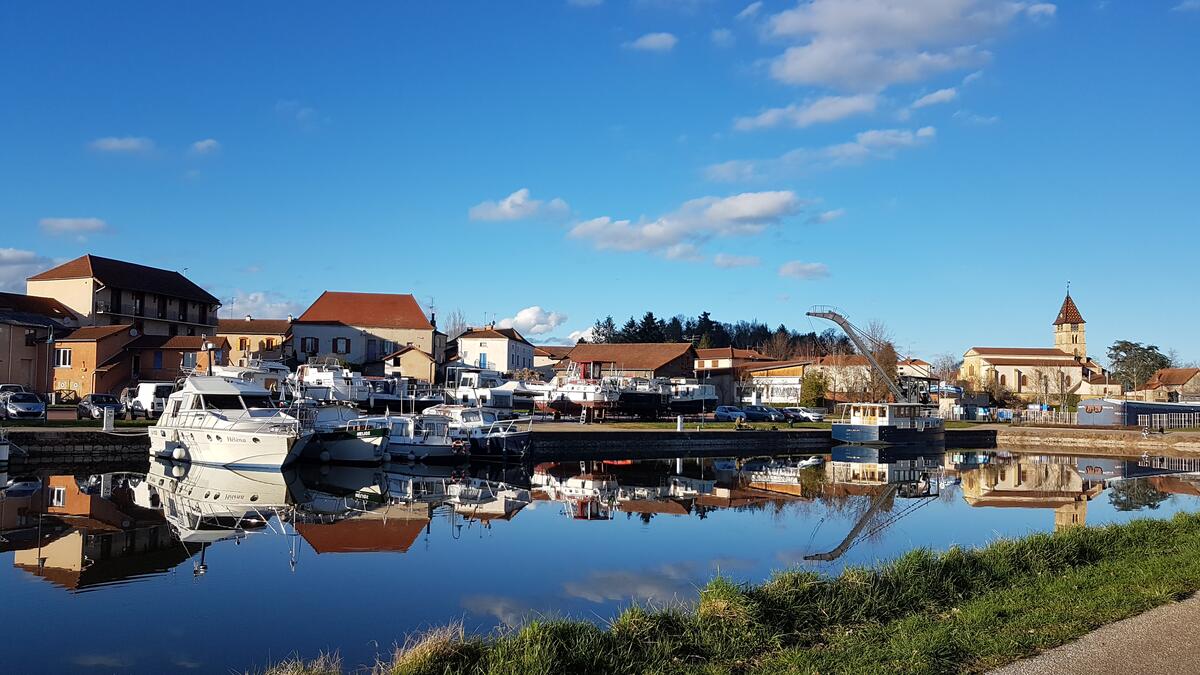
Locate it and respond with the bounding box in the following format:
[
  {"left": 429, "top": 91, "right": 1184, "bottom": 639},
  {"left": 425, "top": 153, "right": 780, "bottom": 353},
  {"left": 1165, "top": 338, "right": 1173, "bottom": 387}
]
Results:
[
  {"left": 1138, "top": 413, "right": 1200, "bottom": 430},
  {"left": 1013, "top": 409, "right": 1078, "bottom": 426},
  {"left": 166, "top": 408, "right": 304, "bottom": 436}
]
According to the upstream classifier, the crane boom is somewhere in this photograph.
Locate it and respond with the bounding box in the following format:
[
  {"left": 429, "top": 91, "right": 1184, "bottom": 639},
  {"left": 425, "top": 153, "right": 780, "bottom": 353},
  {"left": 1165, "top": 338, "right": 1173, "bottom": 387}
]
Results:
[{"left": 806, "top": 307, "right": 906, "bottom": 403}]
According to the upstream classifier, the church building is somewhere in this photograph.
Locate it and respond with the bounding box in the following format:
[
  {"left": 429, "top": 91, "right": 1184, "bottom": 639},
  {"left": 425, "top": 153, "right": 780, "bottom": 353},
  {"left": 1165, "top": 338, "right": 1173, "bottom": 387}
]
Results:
[{"left": 959, "top": 292, "right": 1121, "bottom": 400}]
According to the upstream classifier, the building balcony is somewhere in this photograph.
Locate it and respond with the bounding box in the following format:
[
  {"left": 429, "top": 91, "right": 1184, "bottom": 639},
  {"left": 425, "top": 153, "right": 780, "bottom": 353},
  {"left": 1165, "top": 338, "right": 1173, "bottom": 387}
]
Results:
[{"left": 95, "top": 301, "right": 216, "bottom": 329}]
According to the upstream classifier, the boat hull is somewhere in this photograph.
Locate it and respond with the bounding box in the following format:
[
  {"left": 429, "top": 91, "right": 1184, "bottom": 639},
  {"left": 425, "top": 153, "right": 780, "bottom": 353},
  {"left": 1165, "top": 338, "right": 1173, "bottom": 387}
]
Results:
[
  {"left": 302, "top": 430, "right": 387, "bottom": 464},
  {"left": 668, "top": 398, "right": 718, "bottom": 415},
  {"left": 468, "top": 432, "right": 532, "bottom": 455},
  {"left": 832, "top": 423, "right": 945, "bottom": 446},
  {"left": 149, "top": 427, "right": 308, "bottom": 469},
  {"left": 617, "top": 392, "right": 669, "bottom": 418}
]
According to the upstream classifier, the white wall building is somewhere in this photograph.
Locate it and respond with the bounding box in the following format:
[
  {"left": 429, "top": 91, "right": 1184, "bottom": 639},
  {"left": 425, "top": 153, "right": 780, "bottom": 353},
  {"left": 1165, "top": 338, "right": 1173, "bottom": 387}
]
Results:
[{"left": 456, "top": 327, "right": 534, "bottom": 373}]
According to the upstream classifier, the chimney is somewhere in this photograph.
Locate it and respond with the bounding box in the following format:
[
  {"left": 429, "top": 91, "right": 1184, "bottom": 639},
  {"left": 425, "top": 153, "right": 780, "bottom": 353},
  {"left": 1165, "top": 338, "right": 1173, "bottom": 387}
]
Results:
[
  {"left": 430, "top": 311, "right": 437, "bottom": 329},
  {"left": 245, "top": 314, "right": 252, "bottom": 322},
  {"left": 287, "top": 314, "right": 294, "bottom": 322}
]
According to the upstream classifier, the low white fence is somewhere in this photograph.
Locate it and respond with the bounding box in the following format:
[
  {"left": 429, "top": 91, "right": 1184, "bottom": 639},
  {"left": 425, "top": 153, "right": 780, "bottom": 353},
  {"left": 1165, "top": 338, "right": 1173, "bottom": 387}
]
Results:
[
  {"left": 1013, "top": 409, "right": 1077, "bottom": 426},
  {"left": 1137, "top": 413, "right": 1200, "bottom": 430}
]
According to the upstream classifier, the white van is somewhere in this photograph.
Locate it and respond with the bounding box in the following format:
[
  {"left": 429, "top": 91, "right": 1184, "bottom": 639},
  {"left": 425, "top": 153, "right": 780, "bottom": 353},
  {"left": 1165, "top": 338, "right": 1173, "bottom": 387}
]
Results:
[{"left": 128, "top": 382, "right": 175, "bottom": 419}]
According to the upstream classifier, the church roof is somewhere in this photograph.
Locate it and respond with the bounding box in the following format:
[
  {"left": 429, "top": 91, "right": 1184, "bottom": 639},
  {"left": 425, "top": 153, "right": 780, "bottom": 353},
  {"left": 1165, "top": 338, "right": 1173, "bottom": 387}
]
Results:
[{"left": 1053, "top": 294, "right": 1085, "bottom": 326}]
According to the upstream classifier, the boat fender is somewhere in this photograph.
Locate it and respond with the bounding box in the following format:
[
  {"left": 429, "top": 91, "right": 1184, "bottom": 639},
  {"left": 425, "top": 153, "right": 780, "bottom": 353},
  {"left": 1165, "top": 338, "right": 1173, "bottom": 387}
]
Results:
[
  {"left": 171, "top": 446, "right": 188, "bottom": 461},
  {"left": 171, "top": 464, "right": 186, "bottom": 478}
]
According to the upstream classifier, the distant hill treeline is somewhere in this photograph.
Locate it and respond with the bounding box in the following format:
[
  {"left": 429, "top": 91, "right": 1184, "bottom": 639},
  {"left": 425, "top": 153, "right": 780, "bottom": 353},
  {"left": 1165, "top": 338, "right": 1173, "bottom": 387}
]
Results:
[{"left": 588, "top": 311, "right": 854, "bottom": 360}]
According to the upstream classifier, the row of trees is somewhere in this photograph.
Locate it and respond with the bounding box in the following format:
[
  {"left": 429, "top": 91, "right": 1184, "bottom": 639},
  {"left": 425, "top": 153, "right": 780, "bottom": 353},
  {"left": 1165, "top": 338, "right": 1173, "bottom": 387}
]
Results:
[{"left": 589, "top": 311, "right": 855, "bottom": 358}]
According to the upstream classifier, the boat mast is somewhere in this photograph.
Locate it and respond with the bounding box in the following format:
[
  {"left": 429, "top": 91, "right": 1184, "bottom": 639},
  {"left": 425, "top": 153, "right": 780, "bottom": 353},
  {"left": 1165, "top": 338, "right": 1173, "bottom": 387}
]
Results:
[{"left": 805, "top": 306, "right": 907, "bottom": 403}]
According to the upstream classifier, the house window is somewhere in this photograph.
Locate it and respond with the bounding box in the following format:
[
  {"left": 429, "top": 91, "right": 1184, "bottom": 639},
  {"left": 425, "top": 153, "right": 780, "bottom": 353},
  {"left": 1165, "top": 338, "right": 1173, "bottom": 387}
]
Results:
[
  {"left": 50, "top": 486, "right": 66, "bottom": 507},
  {"left": 182, "top": 352, "right": 198, "bottom": 369},
  {"left": 24, "top": 329, "right": 36, "bottom": 346},
  {"left": 54, "top": 348, "right": 72, "bottom": 367},
  {"left": 333, "top": 337, "right": 351, "bottom": 354},
  {"left": 999, "top": 374, "right": 1006, "bottom": 386},
  {"left": 300, "top": 337, "right": 318, "bottom": 354},
  {"left": 153, "top": 351, "right": 163, "bottom": 369},
  {"left": 239, "top": 337, "right": 251, "bottom": 351},
  {"left": 178, "top": 301, "right": 187, "bottom": 321}
]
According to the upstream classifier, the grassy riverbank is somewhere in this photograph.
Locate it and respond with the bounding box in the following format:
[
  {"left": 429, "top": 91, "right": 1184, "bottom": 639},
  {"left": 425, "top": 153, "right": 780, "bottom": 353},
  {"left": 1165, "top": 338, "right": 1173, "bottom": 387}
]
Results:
[{"left": 264, "top": 513, "right": 1200, "bottom": 674}]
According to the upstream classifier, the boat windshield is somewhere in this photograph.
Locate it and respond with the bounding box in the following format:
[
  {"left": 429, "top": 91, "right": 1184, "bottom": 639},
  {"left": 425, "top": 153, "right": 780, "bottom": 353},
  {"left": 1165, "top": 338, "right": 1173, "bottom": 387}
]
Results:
[{"left": 242, "top": 395, "right": 276, "bottom": 409}]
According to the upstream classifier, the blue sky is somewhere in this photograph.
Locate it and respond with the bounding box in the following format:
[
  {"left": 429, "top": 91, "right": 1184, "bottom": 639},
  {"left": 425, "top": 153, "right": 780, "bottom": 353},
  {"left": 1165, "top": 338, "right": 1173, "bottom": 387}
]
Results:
[{"left": 1, "top": 1, "right": 1196, "bottom": 362}]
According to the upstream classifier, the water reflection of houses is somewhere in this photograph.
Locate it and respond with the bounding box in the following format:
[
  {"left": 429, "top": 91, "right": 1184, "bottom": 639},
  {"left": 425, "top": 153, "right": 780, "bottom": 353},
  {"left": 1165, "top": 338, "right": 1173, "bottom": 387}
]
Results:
[
  {"left": 11, "top": 474, "right": 191, "bottom": 592},
  {"left": 959, "top": 454, "right": 1106, "bottom": 530}
]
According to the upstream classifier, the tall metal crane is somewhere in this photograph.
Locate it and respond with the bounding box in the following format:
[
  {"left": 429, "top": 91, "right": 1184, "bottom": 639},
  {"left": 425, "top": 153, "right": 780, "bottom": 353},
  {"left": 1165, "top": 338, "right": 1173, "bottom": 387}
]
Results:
[{"left": 806, "top": 306, "right": 909, "bottom": 404}]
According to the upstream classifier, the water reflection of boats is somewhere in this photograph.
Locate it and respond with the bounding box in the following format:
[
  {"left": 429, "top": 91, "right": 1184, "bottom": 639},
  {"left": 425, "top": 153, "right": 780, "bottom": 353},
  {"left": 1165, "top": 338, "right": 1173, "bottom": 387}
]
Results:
[
  {"left": 446, "top": 478, "right": 531, "bottom": 522},
  {"left": 829, "top": 446, "right": 945, "bottom": 499},
  {"left": 531, "top": 463, "right": 620, "bottom": 520},
  {"left": 136, "top": 459, "right": 292, "bottom": 544}
]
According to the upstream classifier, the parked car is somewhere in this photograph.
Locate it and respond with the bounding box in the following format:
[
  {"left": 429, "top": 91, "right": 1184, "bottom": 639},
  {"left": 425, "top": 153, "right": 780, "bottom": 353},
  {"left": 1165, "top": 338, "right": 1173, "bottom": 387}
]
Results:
[
  {"left": 783, "top": 406, "right": 826, "bottom": 422},
  {"left": 128, "top": 382, "right": 175, "bottom": 419},
  {"left": 2, "top": 392, "right": 47, "bottom": 421},
  {"left": 77, "top": 393, "right": 125, "bottom": 421},
  {"left": 713, "top": 405, "right": 747, "bottom": 422},
  {"left": 0, "top": 383, "right": 34, "bottom": 402},
  {"left": 741, "top": 405, "right": 785, "bottom": 422}
]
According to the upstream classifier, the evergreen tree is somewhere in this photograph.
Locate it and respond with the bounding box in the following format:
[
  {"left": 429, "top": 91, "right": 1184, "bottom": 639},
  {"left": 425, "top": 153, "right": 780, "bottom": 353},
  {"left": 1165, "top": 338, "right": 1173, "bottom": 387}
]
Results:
[
  {"left": 636, "top": 311, "right": 666, "bottom": 342},
  {"left": 591, "top": 316, "right": 617, "bottom": 344},
  {"left": 616, "top": 317, "right": 639, "bottom": 343},
  {"left": 664, "top": 316, "right": 685, "bottom": 343}
]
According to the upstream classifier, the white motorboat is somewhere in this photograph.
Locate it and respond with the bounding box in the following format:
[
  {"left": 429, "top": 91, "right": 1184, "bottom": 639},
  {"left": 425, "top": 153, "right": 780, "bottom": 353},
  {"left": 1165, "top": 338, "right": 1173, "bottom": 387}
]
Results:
[
  {"left": 211, "top": 359, "right": 292, "bottom": 401},
  {"left": 365, "top": 413, "right": 468, "bottom": 463},
  {"left": 150, "top": 376, "right": 312, "bottom": 469},
  {"left": 423, "top": 404, "right": 533, "bottom": 455},
  {"left": 668, "top": 379, "right": 719, "bottom": 415},
  {"left": 297, "top": 401, "right": 389, "bottom": 464},
  {"left": 527, "top": 362, "right": 621, "bottom": 415},
  {"left": 291, "top": 358, "right": 406, "bottom": 413},
  {"left": 444, "top": 367, "right": 537, "bottom": 415}
]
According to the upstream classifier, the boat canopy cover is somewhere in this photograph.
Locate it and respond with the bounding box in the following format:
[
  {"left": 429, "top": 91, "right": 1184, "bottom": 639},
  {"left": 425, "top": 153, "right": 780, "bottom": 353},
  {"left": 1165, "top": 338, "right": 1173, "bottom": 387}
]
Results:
[{"left": 179, "top": 376, "right": 270, "bottom": 396}]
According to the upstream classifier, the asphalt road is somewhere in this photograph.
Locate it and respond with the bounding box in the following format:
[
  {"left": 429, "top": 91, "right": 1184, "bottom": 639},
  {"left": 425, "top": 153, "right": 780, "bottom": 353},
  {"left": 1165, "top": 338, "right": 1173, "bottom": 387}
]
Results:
[{"left": 990, "top": 595, "right": 1200, "bottom": 674}]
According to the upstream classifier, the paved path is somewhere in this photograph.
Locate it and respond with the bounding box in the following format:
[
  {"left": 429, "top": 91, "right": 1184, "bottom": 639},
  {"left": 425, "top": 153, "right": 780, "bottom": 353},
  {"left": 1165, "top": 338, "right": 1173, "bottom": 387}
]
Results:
[{"left": 990, "top": 594, "right": 1200, "bottom": 674}]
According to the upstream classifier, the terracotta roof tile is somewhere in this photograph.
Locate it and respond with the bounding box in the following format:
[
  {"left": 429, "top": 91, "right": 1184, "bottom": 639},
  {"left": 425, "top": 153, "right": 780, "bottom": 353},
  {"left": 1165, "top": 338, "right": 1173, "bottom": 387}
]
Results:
[
  {"left": 0, "top": 292, "right": 75, "bottom": 322},
  {"left": 57, "top": 324, "right": 136, "bottom": 342},
  {"left": 297, "top": 291, "right": 432, "bottom": 330},
  {"left": 1053, "top": 294, "right": 1085, "bottom": 326},
  {"left": 979, "top": 358, "right": 1086, "bottom": 367},
  {"left": 130, "top": 335, "right": 229, "bottom": 351},
  {"left": 27, "top": 254, "right": 219, "bottom": 304},
  {"left": 969, "top": 347, "right": 1074, "bottom": 357},
  {"left": 459, "top": 327, "right": 532, "bottom": 345},
  {"left": 217, "top": 318, "right": 292, "bottom": 335},
  {"left": 534, "top": 345, "right": 572, "bottom": 359},
  {"left": 1143, "top": 368, "right": 1200, "bottom": 389},
  {"left": 566, "top": 342, "right": 695, "bottom": 370},
  {"left": 695, "top": 347, "right": 771, "bottom": 360},
  {"left": 296, "top": 517, "right": 427, "bottom": 554}
]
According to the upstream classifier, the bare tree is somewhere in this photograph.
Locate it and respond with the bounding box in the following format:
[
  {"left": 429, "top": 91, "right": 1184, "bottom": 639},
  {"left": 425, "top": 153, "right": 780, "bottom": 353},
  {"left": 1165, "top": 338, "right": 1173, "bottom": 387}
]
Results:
[
  {"left": 931, "top": 353, "right": 963, "bottom": 384},
  {"left": 758, "top": 332, "right": 794, "bottom": 360},
  {"left": 443, "top": 308, "right": 469, "bottom": 340},
  {"left": 1027, "top": 367, "right": 1052, "bottom": 407},
  {"left": 863, "top": 320, "right": 899, "bottom": 402}
]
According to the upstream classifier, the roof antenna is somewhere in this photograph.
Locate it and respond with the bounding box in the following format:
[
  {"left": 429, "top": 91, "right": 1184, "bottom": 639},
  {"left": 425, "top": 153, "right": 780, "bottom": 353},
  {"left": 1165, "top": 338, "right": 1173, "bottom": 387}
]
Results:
[{"left": 1066, "top": 280, "right": 1070, "bottom": 296}]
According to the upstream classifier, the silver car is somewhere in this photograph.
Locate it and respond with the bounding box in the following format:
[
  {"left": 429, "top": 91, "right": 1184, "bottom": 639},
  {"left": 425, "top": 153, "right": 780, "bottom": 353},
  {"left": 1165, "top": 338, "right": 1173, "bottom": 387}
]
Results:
[{"left": 3, "top": 392, "right": 47, "bottom": 421}]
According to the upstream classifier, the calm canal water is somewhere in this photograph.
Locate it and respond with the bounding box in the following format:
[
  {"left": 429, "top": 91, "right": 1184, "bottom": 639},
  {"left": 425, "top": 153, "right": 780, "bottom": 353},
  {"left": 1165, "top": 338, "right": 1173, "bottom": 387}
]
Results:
[{"left": 2, "top": 445, "right": 1198, "bottom": 673}]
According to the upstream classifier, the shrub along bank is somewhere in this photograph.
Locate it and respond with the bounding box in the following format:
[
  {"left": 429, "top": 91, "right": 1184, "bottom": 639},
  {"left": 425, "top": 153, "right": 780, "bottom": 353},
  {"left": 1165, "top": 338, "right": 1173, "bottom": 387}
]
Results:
[{"left": 264, "top": 512, "right": 1200, "bottom": 675}]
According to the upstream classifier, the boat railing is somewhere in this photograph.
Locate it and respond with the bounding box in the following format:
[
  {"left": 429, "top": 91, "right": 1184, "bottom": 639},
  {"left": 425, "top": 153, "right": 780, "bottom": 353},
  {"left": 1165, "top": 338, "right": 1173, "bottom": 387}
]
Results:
[{"left": 166, "top": 408, "right": 304, "bottom": 436}]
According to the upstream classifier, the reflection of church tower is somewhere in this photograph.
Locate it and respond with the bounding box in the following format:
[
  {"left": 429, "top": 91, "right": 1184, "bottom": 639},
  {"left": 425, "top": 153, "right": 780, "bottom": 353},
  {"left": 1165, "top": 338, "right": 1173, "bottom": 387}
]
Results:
[
  {"left": 1053, "top": 291, "right": 1086, "bottom": 358},
  {"left": 1054, "top": 499, "right": 1087, "bottom": 531}
]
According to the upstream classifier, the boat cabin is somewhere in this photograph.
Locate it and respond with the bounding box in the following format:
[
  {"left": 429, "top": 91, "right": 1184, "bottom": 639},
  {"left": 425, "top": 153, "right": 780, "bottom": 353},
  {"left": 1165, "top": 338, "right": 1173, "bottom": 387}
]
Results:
[{"left": 841, "top": 402, "right": 940, "bottom": 429}]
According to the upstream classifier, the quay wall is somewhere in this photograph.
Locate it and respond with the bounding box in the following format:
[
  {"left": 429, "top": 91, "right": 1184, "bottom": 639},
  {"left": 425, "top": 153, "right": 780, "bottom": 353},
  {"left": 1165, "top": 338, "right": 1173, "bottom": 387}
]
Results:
[
  {"left": 995, "top": 426, "right": 1200, "bottom": 453},
  {"left": 5, "top": 429, "right": 149, "bottom": 466},
  {"left": 528, "top": 429, "right": 832, "bottom": 460}
]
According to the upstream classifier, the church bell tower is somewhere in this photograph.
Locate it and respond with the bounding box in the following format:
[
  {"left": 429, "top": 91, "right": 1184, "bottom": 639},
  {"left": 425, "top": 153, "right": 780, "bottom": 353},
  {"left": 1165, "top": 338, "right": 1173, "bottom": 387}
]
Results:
[{"left": 1053, "top": 288, "right": 1086, "bottom": 359}]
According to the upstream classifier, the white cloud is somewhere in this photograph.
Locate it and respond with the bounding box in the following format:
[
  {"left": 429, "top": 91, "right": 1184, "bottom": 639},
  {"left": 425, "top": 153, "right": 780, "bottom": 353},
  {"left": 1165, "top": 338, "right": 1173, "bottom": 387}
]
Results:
[
  {"left": 737, "top": 1, "right": 763, "bottom": 20},
  {"left": 190, "top": 139, "right": 220, "bottom": 155},
  {"left": 711, "top": 28, "right": 735, "bottom": 47},
  {"left": 962, "top": 70, "right": 984, "bottom": 85},
  {"left": 0, "top": 248, "right": 52, "bottom": 292},
  {"left": 954, "top": 109, "right": 1000, "bottom": 125},
  {"left": 735, "top": 93, "right": 877, "bottom": 131},
  {"left": 1173, "top": 0, "right": 1200, "bottom": 10},
  {"left": 38, "top": 217, "right": 109, "bottom": 236},
  {"left": 779, "top": 261, "right": 830, "bottom": 280},
  {"left": 624, "top": 32, "right": 678, "bottom": 51},
  {"left": 497, "top": 306, "right": 568, "bottom": 336},
  {"left": 275, "top": 100, "right": 322, "bottom": 129},
  {"left": 664, "top": 243, "right": 704, "bottom": 261},
  {"left": 809, "top": 208, "right": 845, "bottom": 224},
  {"left": 469, "top": 188, "right": 570, "bottom": 221},
  {"left": 569, "top": 191, "right": 804, "bottom": 257},
  {"left": 225, "top": 291, "right": 303, "bottom": 319},
  {"left": 765, "top": 0, "right": 1055, "bottom": 91},
  {"left": 713, "top": 253, "right": 761, "bottom": 268},
  {"left": 706, "top": 126, "right": 936, "bottom": 181},
  {"left": 911, "top": 87, "right": 958, "bottom": 109},
  {"left": 568, "top": 327, "right": 595, "bottom": 343},
  {"left": 88, "top": 136, "right": 153, "bottom": 153}
]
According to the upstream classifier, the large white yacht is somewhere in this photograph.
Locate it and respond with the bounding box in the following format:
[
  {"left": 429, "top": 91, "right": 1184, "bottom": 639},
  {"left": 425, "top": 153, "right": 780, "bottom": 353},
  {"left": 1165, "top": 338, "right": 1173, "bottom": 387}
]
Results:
[{"left": 150, "top": 376, "right": 312, "bottom": 469}]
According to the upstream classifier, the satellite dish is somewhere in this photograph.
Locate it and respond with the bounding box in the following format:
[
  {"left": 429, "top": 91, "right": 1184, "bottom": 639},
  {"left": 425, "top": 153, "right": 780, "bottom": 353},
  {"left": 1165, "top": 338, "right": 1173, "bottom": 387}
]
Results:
[{"left": 129, "top": 328, "right": 140, "bottom": 337}]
